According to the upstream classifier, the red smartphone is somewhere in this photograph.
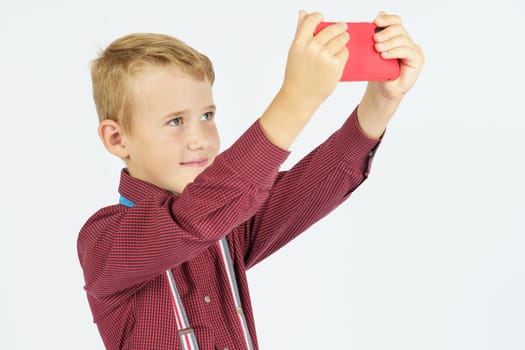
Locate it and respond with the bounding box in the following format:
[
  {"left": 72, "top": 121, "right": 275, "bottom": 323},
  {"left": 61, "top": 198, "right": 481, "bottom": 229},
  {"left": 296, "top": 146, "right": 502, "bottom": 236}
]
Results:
[{"left": 314, "top": 22, "right": 400, "bottom": 82}]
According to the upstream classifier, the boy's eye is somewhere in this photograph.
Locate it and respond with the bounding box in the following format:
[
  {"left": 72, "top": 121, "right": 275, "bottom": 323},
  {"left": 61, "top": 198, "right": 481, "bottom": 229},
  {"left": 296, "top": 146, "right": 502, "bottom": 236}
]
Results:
[
  {"left": 168, "top": 117, "right": 183, "bottom": 126},
  {"left": 201, "top": 112, "right": 214, "bottom": 121}
]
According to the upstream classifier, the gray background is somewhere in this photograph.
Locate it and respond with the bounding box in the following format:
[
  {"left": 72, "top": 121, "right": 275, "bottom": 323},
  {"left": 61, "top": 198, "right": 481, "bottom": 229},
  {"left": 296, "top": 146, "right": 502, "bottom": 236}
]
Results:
[{"left": 2, "top": 0, "right": 524, "bottom": 349}]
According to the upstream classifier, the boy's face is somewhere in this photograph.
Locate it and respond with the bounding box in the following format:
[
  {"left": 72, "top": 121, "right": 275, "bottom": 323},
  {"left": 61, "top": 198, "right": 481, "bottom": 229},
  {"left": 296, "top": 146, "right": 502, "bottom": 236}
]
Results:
[{"left": 123, "top": 66, "right": 220, "bottom": 194}]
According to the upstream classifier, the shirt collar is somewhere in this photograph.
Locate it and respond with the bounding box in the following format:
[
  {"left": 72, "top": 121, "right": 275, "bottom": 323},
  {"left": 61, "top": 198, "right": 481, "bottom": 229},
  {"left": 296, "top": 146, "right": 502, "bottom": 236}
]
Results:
[{"left": 118, "top": 168, "right": 174, "bottom": 205}]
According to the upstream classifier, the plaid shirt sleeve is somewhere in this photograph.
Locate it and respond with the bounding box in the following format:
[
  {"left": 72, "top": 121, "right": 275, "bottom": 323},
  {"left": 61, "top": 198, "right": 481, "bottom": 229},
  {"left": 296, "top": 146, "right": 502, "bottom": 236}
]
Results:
[
  {"left": 241, "top": 107, "right": 381, "bottom": 268},
  {"left": 78, "top": 120, "right": 290, "bottom": 300}
]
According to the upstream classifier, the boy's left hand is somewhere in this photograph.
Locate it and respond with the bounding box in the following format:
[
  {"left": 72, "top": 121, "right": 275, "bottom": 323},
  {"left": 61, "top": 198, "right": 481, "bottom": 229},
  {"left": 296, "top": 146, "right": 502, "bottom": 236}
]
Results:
[
  {"left": 357, "top": 12, "right": 425, "bottom": 138},
  {"left": 370, "top": 12, "right": 424, "bottom": 103}
]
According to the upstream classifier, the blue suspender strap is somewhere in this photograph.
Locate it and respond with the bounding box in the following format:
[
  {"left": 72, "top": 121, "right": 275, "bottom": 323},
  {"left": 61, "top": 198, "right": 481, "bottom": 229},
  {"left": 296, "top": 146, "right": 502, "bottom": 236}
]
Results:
[{"left": 119, "top": 195, "right": 135, "bottom": 208}]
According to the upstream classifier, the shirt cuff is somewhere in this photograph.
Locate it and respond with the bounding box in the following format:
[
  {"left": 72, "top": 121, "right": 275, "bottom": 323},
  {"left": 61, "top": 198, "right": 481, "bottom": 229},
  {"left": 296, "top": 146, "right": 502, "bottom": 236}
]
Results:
[
  {"left": 335, "top": 107, "right": 382, "bottom": 176},
  {"left": 223, "top": 120, "right": 290, "bottom": 188}
]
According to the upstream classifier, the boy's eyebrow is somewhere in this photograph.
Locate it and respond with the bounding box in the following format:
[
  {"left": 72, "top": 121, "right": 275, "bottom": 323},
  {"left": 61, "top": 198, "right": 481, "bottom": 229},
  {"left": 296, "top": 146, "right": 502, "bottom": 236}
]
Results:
[{"left": 161, "top": 105, "right": 216, "bottom": 120}]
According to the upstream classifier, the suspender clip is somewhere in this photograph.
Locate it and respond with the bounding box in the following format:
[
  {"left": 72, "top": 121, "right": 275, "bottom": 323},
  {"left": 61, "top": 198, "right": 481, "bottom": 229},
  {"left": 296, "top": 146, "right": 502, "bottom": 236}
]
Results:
[{"left": 179, "top": 327, "right": 195, "bottom": 336}]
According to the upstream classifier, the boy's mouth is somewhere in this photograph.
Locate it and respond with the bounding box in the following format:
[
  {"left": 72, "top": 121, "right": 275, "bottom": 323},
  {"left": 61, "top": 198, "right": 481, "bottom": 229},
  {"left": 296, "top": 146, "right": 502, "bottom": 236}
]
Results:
[{"left": 180, "top": 158, "right": 209, "bottom": 167}]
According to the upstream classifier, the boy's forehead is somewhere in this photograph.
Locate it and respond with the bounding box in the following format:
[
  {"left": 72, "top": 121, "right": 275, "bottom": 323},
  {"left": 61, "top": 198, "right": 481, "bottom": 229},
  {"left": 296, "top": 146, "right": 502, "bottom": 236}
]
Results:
[{"left": 129, "top": 65, "right": 214, "bottom": 113}]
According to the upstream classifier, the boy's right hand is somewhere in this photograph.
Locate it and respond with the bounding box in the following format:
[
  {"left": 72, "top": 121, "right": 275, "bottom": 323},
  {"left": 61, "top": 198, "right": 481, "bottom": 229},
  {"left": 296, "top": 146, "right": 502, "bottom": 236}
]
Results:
[
  {"left": 280, "top": 11, "right": 349, "bottom": 113},
  {"left": 258, "top": 11, "right": 348, "bottom": 150}
]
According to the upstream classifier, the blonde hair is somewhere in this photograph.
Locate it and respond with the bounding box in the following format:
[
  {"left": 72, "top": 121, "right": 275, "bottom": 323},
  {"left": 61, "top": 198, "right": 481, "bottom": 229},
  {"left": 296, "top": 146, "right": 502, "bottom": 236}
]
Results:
[{"left": 91, "top": 33, "right": 215, "bottom": 132}]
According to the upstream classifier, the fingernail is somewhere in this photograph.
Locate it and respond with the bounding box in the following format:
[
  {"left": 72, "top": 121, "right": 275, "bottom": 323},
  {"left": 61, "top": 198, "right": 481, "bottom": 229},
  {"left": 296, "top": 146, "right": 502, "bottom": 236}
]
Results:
[{"left": 376, "top": 11, "right": 386, "bottom": 22}]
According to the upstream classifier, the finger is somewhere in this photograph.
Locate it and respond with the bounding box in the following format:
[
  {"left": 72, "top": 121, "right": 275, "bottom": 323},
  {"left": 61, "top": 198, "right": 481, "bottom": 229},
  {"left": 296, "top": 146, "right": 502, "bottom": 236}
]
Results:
[
  {"left": 295, "top": 9, "right": 308, "bottom": 32},
  {"left": 334, "top": 45, "right": 349, "bottom": 66},
  {"left": 314, "top": 22, "right": 348, "bottom": 45},
  {"left": 380, "top": 44, "right": 424, "bottom": 68},
  {"left": 324, "top": 31, "right": 350, "bottom": 56},
  {"left": 294, "top": 12, "right": 324, "bottom": 42},
  {"left": 374, "top": 34, "right": 414, "bottom": 54},
  {"left": 374, "top": 24, "right": 409, "bottom": 43},
  {"left": 374, "top": 13, "right": 402, "bottom": 28}
]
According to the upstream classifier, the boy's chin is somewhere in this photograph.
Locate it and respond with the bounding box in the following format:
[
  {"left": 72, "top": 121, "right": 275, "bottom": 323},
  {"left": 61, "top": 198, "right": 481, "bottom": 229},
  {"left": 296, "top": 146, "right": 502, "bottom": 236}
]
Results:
[
  {"left": 169, "top": 179, "right": 195, "bottom": 196},
  {"left": 167, "top": 169, "right": 208, "bottom": 195}
]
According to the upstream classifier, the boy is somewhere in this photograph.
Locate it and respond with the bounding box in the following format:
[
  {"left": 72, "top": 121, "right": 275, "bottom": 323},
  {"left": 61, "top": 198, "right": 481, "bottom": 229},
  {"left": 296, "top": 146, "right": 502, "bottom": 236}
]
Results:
[{"left": 78, "top": 10, "right": 424, "bottom": 350}]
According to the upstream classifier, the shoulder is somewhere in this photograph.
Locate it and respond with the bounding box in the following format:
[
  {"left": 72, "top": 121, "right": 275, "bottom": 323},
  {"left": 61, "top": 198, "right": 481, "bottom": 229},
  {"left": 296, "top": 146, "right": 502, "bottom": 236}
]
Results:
[{"left": 77, "top": 204, "right": 125, "bottom": 248}]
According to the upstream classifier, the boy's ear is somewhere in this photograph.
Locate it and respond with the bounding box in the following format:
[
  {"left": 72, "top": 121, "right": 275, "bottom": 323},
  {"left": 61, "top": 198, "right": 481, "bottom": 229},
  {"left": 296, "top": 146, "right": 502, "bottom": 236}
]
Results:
[{"left": 98, "top": 119, "right": 129, "bottom": 159}]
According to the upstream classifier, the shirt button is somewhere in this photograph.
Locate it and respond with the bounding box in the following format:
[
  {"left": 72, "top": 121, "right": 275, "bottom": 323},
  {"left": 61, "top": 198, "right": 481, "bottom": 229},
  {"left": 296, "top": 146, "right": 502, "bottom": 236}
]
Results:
[{"left": 204, "top": 296, "right": 211, "bottom": 303}]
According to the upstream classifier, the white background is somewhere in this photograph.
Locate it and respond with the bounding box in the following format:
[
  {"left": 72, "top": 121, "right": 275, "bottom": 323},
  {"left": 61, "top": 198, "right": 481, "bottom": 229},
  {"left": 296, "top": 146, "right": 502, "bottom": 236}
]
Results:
[{"left": 2, "top": 0, "right": 524, "bottom": 349}]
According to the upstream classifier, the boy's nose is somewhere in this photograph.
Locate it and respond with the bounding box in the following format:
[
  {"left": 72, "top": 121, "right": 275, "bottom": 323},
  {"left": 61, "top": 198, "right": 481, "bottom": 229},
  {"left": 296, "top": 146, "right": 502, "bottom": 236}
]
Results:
[{"left": 187, "top": 125, "right": 209, "bottom": 150}]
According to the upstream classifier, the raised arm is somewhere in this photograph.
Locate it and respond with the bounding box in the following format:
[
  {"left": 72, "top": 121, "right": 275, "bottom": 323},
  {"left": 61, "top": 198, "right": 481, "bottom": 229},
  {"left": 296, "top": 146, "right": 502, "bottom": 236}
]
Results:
[
  {"left": 78, "top": 121, "right": 289, "bottom": 299},
  {"left": 242, "top": 11, "right": 425, "bottom": 267},
  {"left": 242, "top": 108, "right": 380, "bottom": 268}
]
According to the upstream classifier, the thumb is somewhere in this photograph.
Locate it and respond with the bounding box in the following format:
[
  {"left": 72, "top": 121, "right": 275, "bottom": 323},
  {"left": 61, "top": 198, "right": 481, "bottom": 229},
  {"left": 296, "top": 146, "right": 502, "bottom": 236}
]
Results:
[
  {"left": 294, "top": 10, "right": 323, "bottom": 42},
  {"left": 296, "top": 9, "right": 307, "bottom": 30}
]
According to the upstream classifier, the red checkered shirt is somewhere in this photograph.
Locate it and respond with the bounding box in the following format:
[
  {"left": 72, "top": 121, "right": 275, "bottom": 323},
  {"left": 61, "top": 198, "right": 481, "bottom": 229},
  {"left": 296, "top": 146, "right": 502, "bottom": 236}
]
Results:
[{"left": 78, "top": 108, "right": 380, "bottom": 349}]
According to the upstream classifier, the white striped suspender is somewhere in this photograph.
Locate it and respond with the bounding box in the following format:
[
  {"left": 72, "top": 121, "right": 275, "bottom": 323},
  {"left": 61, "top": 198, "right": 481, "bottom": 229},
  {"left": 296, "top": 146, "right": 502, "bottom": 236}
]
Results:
[
  {"left": 165, "top": 269, "right": 200, "bottom": 350},
  {"left": 120, "top": 196, "right": 254, "bottom": 350},
  {"left": 216, "top": 238, "right": 254, "bottom": 350}
]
